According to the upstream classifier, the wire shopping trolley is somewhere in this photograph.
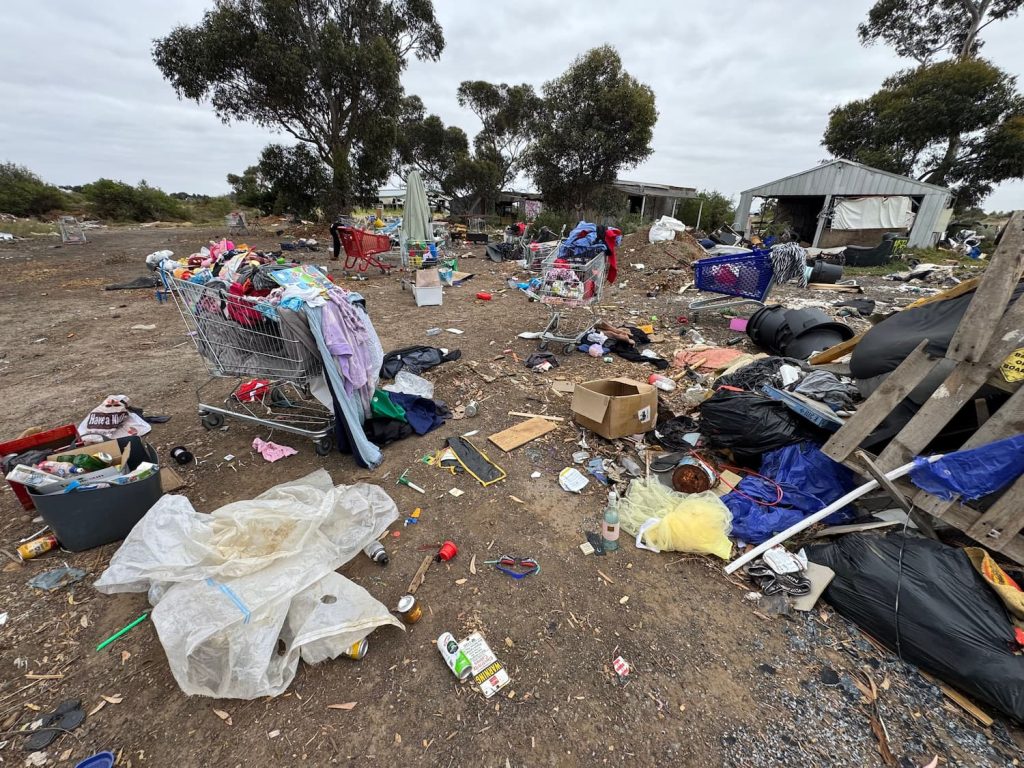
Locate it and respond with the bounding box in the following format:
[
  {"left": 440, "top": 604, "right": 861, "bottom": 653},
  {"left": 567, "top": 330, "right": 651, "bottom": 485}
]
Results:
[
  {"left": 530, "top": 251, "right": 606, "bottom": 353},
  {"left": 161, "top": 271, "right": 336, "bottom": 455},
  {"left": 688, "top": 250, "right": 775, "bottom": 316},
  {"left": 338, "top": 226, "right": 393, "bottom": 273}
]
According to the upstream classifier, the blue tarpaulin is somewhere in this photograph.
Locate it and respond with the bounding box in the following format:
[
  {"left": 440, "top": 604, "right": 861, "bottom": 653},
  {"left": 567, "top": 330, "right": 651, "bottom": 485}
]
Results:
[
  {"left": 723, "top": 442, "right": 858, "bottom": 544},
  {"left": 910, "top": 435, "right": 1024, "bottom": 501}
]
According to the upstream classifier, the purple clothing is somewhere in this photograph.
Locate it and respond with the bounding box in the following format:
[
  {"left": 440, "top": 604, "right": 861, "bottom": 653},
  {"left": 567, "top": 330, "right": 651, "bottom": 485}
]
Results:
[{"left": 320, "top": 289, "right": 376, "bottom": 408}]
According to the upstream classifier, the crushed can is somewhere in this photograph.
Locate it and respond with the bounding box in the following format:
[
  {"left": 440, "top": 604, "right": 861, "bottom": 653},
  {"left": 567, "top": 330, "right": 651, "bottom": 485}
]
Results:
[
  {"left": 18, "top": 534, "right": 58, "bottom": 561},
  {"left": 437, "top": 632, "right": 472, "bottom": 681},
  {"left": 344, "top": 638, "right": 368, "bottom": 660}
]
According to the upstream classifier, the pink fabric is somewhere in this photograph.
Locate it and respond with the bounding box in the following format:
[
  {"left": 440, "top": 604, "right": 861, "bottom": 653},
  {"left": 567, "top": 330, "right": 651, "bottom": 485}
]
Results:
[
  {"left": 673, "top": 345, "right": 746, "bottom": 372},
  {"left": 252, "top": 437, "right": 298, "bottom": 462}
]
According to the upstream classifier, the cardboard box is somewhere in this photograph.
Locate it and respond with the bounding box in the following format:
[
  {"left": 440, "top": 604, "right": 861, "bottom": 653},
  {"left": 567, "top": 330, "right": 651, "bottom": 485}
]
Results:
[
  {"left": 571, "top": 378, "right": 658, "bottom": 439},
  {"left": 413, "top": 268, "right": 443, "bottom": 306}
]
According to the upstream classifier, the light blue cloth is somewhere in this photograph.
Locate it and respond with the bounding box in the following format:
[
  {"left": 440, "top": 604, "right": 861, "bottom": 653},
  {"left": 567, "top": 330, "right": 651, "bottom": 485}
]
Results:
[{"left": 304, "top": 306, "right": 382, "bottom": 468}]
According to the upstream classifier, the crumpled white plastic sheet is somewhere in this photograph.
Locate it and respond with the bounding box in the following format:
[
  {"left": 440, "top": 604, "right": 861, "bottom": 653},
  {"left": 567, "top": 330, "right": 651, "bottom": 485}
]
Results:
[{"left": 95, "top": 469, "right": 401, "bottom": 699}]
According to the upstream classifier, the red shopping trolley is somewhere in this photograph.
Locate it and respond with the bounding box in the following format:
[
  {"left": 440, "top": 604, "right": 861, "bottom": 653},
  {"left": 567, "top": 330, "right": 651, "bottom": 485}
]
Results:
[{"left": 338, "top": 227, "right": 393, "bottom": 273}]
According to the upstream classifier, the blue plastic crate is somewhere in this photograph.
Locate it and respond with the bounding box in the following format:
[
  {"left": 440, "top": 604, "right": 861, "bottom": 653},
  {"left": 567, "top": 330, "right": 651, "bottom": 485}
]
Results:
[{"left": 693, "top": 251, "right": 774, "bottom": 300}]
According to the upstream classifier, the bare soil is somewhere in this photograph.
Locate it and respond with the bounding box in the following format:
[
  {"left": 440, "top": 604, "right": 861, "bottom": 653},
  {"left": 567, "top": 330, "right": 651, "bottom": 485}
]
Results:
[{"left": 0, "top": 227, "right": 1017, "bottom": 767}]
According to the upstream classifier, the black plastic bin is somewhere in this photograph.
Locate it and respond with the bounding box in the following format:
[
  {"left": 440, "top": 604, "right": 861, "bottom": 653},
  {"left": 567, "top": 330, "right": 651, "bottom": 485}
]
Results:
[{"left": 29, "top": 436, "right": 162, "bottom": 551}]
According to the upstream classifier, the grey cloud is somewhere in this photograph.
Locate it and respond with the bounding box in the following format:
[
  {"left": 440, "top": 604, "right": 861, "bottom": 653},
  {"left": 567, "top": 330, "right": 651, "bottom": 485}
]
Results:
[{"left": 1, "top": 0, "right": 1021, "bottom": 209}]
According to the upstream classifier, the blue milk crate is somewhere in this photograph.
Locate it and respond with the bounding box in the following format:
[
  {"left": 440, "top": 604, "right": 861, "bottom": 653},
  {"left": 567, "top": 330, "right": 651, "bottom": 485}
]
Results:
[{"left": 693, "top": 250, "right": 774, "bottom": 300}]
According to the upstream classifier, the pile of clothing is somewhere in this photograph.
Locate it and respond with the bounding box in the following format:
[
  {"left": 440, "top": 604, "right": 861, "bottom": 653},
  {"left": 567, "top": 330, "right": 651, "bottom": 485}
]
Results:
[{"left": 556, "top": 221, "right": 622, "bottom": 283}]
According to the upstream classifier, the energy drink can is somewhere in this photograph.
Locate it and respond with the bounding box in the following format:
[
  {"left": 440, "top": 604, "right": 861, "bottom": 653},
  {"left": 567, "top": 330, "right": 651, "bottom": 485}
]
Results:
[
  {"left": 344, "top": 638, "right": 368, "bottom": 660},
  {"left": 437, "top": 632, "right": 472, "bottom": 681},
  {"left": 18, "top": 534, "right": 58, "bottom": 561},
  {"left": 363, "top": 540, "right": 389, "bottom": 565},
  {"left": 396, "top": 594, "right": 423, "bottom": 624}
]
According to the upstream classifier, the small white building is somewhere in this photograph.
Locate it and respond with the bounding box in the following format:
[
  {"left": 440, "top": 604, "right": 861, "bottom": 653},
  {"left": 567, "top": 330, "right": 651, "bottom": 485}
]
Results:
[{"left": 733, "top": 159, "right": 953, "bottom": 248}]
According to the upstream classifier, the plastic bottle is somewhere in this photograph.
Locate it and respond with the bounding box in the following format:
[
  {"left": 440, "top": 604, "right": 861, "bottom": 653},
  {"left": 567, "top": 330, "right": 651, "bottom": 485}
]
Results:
[
  {"left": 687, "top": 329, "right": 707, "bottom": 345},
  {"left": 601, "top": 492, "right": 620, "bottom": 552},
  {"left": 648, "top": 373, "right": 676, "bottom": 392}
]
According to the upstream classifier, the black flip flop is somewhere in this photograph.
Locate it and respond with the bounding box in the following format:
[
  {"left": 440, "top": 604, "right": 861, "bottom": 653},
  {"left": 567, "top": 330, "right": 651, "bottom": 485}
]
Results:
[{"left": 23, "top": 700, "right": 84, "bottom": 751}]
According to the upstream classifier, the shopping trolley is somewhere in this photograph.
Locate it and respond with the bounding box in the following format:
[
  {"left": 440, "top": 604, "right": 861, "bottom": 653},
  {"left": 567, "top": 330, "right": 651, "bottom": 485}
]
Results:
[
  {"left": 160, "top": 271, "right": 336, "bottom": 455},
  {"left": 688, "top": 250, "right": 775, "bottom": 316},
  {"left": 530, "top": 251, "right": 606, "bottom": 353},
  {"left": 339, "top": 226, "right": 393, "bottom": 273}
]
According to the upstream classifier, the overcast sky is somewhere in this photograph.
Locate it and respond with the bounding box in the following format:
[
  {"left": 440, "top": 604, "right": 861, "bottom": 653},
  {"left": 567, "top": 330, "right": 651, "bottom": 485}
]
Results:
[{"left": 2, "top": 1, "right": 1022, "bottom": 212}]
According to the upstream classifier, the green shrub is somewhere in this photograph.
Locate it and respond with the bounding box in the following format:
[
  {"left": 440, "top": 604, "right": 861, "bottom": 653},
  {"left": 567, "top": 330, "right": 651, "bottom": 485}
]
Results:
[
  {"left": 0, "top": 162, "right": 68, "bottom": 216},
  {"left": 81, "top": 179, "right": 188, "bottom": 221}
]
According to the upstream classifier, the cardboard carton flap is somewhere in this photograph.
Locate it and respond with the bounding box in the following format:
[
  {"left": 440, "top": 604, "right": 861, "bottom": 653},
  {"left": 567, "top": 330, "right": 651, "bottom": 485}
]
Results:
[{"left": 572, "top": 384, "right": 610, "bottom": 422}]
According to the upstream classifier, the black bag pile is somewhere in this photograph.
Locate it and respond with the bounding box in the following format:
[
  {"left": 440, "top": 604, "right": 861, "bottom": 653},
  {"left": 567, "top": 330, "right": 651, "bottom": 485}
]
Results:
[{"left": 807, "top": 533, "right": 1024, "bottom": 722}]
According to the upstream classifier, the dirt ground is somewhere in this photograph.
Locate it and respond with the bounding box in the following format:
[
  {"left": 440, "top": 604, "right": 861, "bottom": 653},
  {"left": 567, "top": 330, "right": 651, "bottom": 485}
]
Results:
[{"left": 0, "top": 226, "right": 1017, "bottom": 767}]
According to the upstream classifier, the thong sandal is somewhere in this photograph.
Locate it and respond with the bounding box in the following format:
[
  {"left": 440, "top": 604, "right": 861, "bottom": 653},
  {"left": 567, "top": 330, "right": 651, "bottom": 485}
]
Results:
[{"left": 23, "top": 699, "right": 84, "bottom": 751}]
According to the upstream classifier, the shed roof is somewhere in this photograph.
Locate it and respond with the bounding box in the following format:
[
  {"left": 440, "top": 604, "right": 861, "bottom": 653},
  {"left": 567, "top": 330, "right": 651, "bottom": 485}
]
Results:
[
  {"left": 612, "top": 179, "right": 697, "bottom": 199},
  {"left": 741, "top": 159, "right": 950, "bottom": 198}
]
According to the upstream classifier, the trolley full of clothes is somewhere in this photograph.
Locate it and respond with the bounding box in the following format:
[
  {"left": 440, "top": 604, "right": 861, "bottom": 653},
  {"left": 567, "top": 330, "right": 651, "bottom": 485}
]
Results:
[{"left": 156, "top": 246, "right": 386, "bottom": 468}]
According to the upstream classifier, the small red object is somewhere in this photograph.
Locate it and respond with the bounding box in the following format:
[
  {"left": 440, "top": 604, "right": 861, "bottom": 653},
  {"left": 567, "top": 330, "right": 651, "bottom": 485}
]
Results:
[
  {"left": 392, "top": 530, "right": 401, "bottom": 538},
  {"left": 613, "top": 656, "right": 631, "bottom": 678},
  {"left": 436, "top": 540, "right": 458, "bottom": 561},
  {"left": 476, "top": 291, "right": 492, "bottom": 301}
]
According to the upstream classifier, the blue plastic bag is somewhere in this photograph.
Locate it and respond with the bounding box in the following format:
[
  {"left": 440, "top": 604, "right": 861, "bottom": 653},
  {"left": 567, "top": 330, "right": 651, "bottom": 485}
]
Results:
[
  {"left": 910, "top": 435, "right": 1024, "bottom": 501},
  {"left": 723, "top": 443, "right": 857, "bottom": 544}
]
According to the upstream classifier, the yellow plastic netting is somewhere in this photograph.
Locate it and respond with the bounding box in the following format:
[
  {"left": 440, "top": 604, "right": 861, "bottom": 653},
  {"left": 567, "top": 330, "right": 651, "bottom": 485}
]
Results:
[{"left": 618, "top": 478, "right": 733, "bottom": 560}]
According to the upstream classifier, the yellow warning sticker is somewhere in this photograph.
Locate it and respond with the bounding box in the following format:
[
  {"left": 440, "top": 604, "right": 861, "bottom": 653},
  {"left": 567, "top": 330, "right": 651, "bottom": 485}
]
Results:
[{"left": 1001, "top": 348, "right": 1024, "bottom": 383}]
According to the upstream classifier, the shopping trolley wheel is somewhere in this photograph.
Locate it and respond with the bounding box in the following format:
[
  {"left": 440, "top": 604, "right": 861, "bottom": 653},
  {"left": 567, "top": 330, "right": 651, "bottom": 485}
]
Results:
[
  {"left": 314, "top": 436, "right": 334, "bottom": 456},
  {"left": 200, "top": 412, "right": 224, "bottom": 430},
  {"left": 563, "top": 344, "right": 574, "bottom": 354},
  {"left": 539, "top": 341, "right": 548, "bottom": 351}
]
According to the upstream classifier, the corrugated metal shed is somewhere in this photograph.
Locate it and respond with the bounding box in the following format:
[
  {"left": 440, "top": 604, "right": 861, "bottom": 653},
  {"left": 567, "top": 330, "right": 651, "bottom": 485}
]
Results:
[{"left": 733, "top": 159, "right": 952, "bottom": 247}]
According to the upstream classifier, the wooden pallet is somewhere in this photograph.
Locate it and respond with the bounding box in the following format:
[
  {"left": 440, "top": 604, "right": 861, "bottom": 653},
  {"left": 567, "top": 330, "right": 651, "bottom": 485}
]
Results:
[{"left": 822, "top": 210, "right": 1024, "bottom": 562}]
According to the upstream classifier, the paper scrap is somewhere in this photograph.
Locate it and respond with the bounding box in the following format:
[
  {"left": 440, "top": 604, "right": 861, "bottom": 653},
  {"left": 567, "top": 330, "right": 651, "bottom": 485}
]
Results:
[
  {"left": 449, "top": 488, "right": 464, "bottom": 498},
  {"left": 559, "top": 467, "right": 589, "bottom": 493},
  {"left": 461, "top": 632, "right": 511, "bottom": 699}
]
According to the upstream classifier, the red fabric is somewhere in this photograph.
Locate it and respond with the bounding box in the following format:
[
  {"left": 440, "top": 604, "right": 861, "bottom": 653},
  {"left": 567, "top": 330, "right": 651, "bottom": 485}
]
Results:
[
  {"left": 603, "top": 227, "right": 621, "bottom": 284},
  {"left": 236, "top": 379, "right": 270, "bottom": 403},
  {"left": 226, "top": 282, "right": 268, "bottom": 326}
]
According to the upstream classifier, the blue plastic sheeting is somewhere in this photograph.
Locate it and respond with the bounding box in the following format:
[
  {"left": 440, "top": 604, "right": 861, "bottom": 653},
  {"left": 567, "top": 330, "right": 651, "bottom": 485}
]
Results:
[
  {"left": 910, "top": 435, "right": 1024, "bottom": 501},
  {"left": 723, "top": 442, "right": 858, "bottom": 544}
]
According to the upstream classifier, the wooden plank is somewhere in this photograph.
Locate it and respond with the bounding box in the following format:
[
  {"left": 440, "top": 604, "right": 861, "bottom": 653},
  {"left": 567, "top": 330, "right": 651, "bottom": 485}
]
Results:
[
  {"left": 809, "top": 332, "right": 865, "bottom": 365},
  {"left": 877, "top": 297, "right": 1024, "bottom": 469},
  {"left": 920, "top": 672, "right": 994, "bottom": 727},
  {"left": 507, "top": 411, "right": 564, "bottom": 422},
  {"left": 903, "top": 277, "right": 981, "bottom": 310},
  {"left": 488, "top": 417, "right": 557, "bottom": 452},
  {"left": 910, "top": 385, "right": 1024, "bottom": 516},
  {"left": 406, "top": 554, "right": 433, "bottom": 596},
  {"left": 854, "top": 450, "right": 938, "bottom": 540},
  {"left": 947, "top": 210, "right": 1024, "bottom": 363},
  {"left": 965, "top": 474, "right": 1024, "bottom": 551},
  {"left": 822, "top": 341, "right": 938, "bottom": 462}
]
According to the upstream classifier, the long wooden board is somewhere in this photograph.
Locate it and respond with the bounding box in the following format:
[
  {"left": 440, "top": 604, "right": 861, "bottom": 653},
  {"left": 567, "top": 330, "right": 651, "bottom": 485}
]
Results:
[{"left": 488, "top": 417, "right": 557, "bottom": 451}]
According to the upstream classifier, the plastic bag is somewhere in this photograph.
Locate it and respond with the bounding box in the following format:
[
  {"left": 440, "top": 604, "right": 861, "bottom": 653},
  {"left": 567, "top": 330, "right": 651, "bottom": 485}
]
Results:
[
  {"left": 618, "top": 478, "right": 733, "bottom": 559},
  {"left": 909, "top": 434, "right": 1024, "bottom": 501},
  {"left": 698, "top": 389, "right": 809, "bottom": 459},
  {"left": 807, "top": 533, "right": 1024, "bottom": 722},
  {"left": 648, "top": 216, "right": 687, "bottom": 243},
  {"left": 722, "top": 443, "right": 857, "bottom": 544},
  {"left": 383, "top": 370, "right": 434, "bottom": 399},
  {"left": 95, "top": 470, "right": 399, "bottom": 699}
]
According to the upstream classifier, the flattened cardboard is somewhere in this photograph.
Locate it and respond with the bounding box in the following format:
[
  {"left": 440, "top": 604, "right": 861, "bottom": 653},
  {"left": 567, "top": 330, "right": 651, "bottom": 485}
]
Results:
[{"left": 571, "top": 378, "right": 658, "bottom": 439}]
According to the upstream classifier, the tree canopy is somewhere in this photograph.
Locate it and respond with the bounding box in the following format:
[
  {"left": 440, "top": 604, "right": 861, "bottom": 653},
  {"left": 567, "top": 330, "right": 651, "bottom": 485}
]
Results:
[
  {"left": 228, "top": 143, "right": 330, "bottom": 218},
  {"left": 858, "top": 0, "right": 1022, "bottom": 64},
  {"left": 825, "top": 0, "right": 1024, "bottom": 208},
  {"left": 526, "top": 46, "right": 657, "bottom": 211},
  {"left": 154, "top": 0, "right": 443, "bottom": 212}
]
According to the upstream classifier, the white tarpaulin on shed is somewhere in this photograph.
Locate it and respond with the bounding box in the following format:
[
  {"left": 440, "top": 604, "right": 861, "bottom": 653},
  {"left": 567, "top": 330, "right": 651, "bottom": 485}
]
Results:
[{"left": 831, "top": 196, "right": 914, "bottom": 230}]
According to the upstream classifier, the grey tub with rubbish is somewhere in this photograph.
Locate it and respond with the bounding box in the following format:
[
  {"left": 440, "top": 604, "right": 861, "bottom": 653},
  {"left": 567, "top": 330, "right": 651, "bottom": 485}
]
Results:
[{"left": 29, "top": 436, "right": 162, "bottom": 551}]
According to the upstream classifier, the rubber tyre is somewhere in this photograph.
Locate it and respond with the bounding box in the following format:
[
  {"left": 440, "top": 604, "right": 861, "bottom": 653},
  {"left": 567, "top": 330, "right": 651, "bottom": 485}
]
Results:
[
  {"left": 201, "top": 412, "right": 225, "bottom": 430},
  {"left": 314, "top": 436, "right": 334, "bottom": 456}
]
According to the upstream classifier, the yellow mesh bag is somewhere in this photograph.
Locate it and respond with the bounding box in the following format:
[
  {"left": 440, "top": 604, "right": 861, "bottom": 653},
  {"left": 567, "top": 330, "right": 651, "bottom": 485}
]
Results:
[{"left": 618, "top": 478, "right": 733, "bottom": 560}]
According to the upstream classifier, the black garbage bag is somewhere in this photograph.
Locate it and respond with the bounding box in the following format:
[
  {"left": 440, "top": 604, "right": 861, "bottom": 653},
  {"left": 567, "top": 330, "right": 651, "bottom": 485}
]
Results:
[
  {"left": 380, "top": 345, "right": 461, "bottom": 379},
  {"left": 698, "top": 389, "right": 809, "bottom": 459},
  {"left": 807, "top": 533, "right": 1024, "bottom": 722}
]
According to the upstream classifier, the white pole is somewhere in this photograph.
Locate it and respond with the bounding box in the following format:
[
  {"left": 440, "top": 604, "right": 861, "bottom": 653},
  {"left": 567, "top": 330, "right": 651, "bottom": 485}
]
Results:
[
  {"left": 695, "top": 200, "right": 704, "bottom": 231},
  {"left": 723, "top": 455, "right": 942, "bottom": 575}
]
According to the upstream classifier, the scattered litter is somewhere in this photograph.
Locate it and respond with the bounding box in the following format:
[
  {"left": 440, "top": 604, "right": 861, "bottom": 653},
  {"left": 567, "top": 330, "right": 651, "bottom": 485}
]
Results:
[
  {"left": 251, "top": 437, "right": 298, "bottom": 462},
  {"left": 223, "top": 454, "right": 236, "bottom": 462},
  {"left": 96, "top": 612, "right": 149, "bottom": 651},
  {"left": 530, "top": 471, "right": 541, "bottom": 479},
  {"left": 213, "top": 708, "right": 233, "bottom": 725},
  {"left": 449, "top": 488, "right": 464, "bottom": 498},
  {"left": 446, "top": 328, "right": 464, "bottom": 335},
  {"left": 613, "top": 656, "right": 631, "bottom": 679},
  {"left": 579, "top": 542, "right": 595, "bottom": 555},
  {"left": 558, "top": 467, "right": 589, "bottom": 493},
  {"left": 130, "top": 324, "right": 156, "bottom": 331},
  {"left": 28, "top": 567, "right": 86, "bottom": 592},
  {"left": 397, "top": 469, "right": 426, "bottom": 494},
  {"left": 488, "top": 417, "right": 557, "bottom": 451},
  {"left": 327, "top": 702, "right": 358, "bottom": 711},
  {"left": 0, "top": 612, "right": 6, "bottom": 625},
  {"left": 462, "top": 631, "right": 511, "bottom": 698}
]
